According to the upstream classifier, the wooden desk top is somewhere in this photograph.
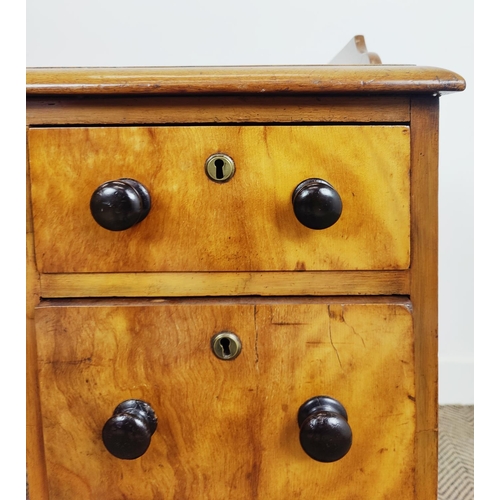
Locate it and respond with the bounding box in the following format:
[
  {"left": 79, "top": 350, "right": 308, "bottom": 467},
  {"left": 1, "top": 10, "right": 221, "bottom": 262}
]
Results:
[{"left": 26, "top": 65, "right": 465, "bottom": 96}]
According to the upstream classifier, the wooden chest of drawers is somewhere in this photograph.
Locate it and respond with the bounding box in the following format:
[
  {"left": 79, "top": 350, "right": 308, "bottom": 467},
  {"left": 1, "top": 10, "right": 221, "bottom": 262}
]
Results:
[{"left": 26, "top": 63, "right": 465, "bottom": 499}]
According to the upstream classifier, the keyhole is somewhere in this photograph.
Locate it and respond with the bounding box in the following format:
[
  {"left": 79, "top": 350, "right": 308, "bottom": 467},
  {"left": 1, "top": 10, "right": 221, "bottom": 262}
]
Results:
[
  {"left": 205, "top": 154, "right": 235, "bottom": 183},
  {"left": 211, "top": 332, "right": 241, "bottom": 360},
  {"left": 214, "top": 159, "right": 225, "bottom": 179},
  {"left": 219, "top": 337, "right": 232, "bottom": 358}
]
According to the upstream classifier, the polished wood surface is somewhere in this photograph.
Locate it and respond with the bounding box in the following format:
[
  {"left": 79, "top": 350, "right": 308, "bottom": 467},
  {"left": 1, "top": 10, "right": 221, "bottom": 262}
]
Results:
[
  {"left": 26, "top": 95, "right": 411, "bottom": 125},
  {"left": 29, "top": 125, "right": 410, "bottom": 273},
  {"left": 26, "top": 131, "right": 50, "bottom": 500},
  {"left": 35, "top": 297, "right": 415, "bottom": 500},
  {"left": 410, "top": 96, "right": 440, "bottom": 499},
  {"left": 26, "top": 62, "right": 465, "bottom": 500},
  {"left": 26, "top": 65, "right": 465, "bottom": 95}
]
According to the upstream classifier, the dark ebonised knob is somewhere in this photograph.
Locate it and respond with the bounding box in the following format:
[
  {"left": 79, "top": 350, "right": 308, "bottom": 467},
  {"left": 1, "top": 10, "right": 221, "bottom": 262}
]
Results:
[
  {"left": 102, "top": 399, "right": 158, "bottom": 460},
  {"left": 292, "top": 178, "right": 342, "bottom": 230},
  {"left": 298, "top": 396, "right": 352, "bottom": 463},
  {"left": 90, "top": 178, "right": 151, "bottom": 231}
]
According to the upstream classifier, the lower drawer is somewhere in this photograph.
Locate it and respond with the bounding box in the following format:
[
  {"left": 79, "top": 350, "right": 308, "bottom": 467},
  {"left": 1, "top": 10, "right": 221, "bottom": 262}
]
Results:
[{"left": 36, "top": 297, "right": 415, "bottom": 499}]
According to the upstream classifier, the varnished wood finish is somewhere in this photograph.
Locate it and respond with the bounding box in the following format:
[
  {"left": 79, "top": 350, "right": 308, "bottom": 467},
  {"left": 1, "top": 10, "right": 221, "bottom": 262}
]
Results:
[
  {"left": 35, "top": 297, "right": 415, "bottom": 500},
  {"left": 410, "top": 97, "right": 440, "bottom": 499},
  {"left": 26, "top": 63, "right": 465, "bottom": 500},
  {"left": 29, "top": 125, "right": 410, "bottom": 273},
  {"left": 39, "top": 270, "right": 410, "bottom": 298},
  {"left": 26, "top": 66, "right": 465, "bottom": 95},
  {"left": 26, "top": 95, "right": 411, "bottom": 125},
  {"left": 329, "top": 35, "right": 382, "bottom": 65},
  {"left": 26, "top": 132, "right": 50, "bottom": 500}
]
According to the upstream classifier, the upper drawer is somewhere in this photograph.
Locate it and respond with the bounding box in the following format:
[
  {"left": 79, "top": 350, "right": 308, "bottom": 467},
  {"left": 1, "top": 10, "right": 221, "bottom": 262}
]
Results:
[{"left": 28, "top": 125, "right": 410, "bottom": 273}]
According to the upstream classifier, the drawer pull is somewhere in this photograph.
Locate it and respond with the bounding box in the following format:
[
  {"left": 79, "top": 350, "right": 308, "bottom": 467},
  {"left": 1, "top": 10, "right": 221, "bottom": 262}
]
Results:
[
  {"left": 298, "top": 396, "right": 352, "bottom": 462},
  {"left": 102, "top": 399, "right": 158, "bottom": 460},
  {"left": 90, "top": 178, "right": 151, "bottom": 231},
  {"left": 292, "top": 179, "right": 342, "bottom": 230}
]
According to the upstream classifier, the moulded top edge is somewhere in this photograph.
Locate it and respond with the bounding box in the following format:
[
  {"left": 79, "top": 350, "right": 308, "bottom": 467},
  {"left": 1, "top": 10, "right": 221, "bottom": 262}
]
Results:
[{"left": 26, "top": 65, "right": 466, "bottom": 96}]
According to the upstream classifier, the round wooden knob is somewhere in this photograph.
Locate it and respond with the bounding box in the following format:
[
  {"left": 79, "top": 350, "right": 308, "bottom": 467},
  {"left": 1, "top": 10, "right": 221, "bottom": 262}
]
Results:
[
  {"left": 90, "top": 178, "right": 151, "bottom": 231},
  {"left": 102, "top": 399, "right": 157, "bottom": 460},
  {"left": 298, "top": 396, "right": 352, "bottom": 463},
  {"left": 292, "top": 178, "right": 342, "bottom": 230}
]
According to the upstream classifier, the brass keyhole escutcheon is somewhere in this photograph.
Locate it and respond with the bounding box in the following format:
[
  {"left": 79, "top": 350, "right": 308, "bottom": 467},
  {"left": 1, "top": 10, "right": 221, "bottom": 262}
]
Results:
[
  {"left": 205, "top": 153, "right": 236, "bottom": 183},
  {"left": 211, "top": 332, "right": 242, "bottom": 360}
]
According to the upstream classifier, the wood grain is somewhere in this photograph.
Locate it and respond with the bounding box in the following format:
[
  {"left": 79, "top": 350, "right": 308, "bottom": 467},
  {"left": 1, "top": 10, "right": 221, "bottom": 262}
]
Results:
[
  {"left": 26, "top": 95, "right": 410, "bottom": 125},
  {"left": 26, "top": 131, "right": 50, "bottom": 500},
  {"left": 26, "top": 66, "right": 465, "bottom": 95},
  {"left": 39, "top": 270, "right": 410, "bottom": 298},
  {"left": 29, "top": 125, "right": 410, "bottom": 273},
  {"left": 35, "top": 297, "right": 415, "bottom": 500},
  {"left": 410, "top": 97, "right": 440, "bottom": 500},
  {"left": 26, "top": 65, "right": 464, "bottom": 500}
]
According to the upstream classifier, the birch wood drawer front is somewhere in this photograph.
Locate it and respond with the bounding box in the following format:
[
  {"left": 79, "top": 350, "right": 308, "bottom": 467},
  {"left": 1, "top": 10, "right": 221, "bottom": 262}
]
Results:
[
  {"left": 28, "top": 125, "right": 410, "bottom": 273},
  {"left": 35, "top": 297, "right": 415, "bottom": 500}
]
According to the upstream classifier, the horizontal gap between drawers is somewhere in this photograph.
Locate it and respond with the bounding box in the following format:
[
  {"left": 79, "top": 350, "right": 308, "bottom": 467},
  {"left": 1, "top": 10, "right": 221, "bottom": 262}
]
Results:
[{"left": 36, "top": 295, "right": 412, "bottom": 308}]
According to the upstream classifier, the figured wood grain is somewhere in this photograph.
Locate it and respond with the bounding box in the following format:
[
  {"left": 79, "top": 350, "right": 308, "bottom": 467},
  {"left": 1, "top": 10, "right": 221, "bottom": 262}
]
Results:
[
  {"left": 26, "top": 95, "right": 410, "bottom": 125},
  {"left": 256, "top": 300, "right": 415, "bottom": 499},
  {"left": 39, "top": 270, "right": 410, "bottom": 298},
  {"left": 35, "top": 297, "right": 415, "bottom": 500},
  {"left": 29, "top": 125, "right": 410, "bottom": 273},
  {"left": 26, "top": 132, "right": 49, "bottom": 500},
  {"left": 410, "top": 97, "right": 440, "bottom": 500},
  {"left": 26, "top": 65, "right": 465, "bottom": 500},
  {"left": 26, "top": 66, "right": 465, "bottom": 95}
]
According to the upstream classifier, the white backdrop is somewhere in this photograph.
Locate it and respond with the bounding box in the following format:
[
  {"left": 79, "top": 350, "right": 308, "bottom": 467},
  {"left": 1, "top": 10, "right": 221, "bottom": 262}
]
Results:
[{"left": 26, "top": 0, "right": 474, "bottom": 404}]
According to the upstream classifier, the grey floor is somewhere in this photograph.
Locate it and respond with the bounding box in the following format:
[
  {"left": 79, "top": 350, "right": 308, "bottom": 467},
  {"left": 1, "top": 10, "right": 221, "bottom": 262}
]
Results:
[
  {"left": 28, "top": 405, "right": 474, "bottom": 499},
  {"left": 438, "top": 405, "right": 474, "bottom": 500}
]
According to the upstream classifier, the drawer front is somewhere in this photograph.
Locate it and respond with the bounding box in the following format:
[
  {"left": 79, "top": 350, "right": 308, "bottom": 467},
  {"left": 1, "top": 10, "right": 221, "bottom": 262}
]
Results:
[
  {"left": 36, "top": 298, "right": 415, "bottom": 499},
  {"left": 29, "top": 125, "right": 410, "bottom": 273}
]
